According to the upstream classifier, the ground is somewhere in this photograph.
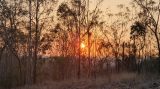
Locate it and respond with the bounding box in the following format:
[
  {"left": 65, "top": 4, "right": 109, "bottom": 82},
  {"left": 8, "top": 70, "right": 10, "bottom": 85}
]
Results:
[{"left": 12, "top": 73, "right": 160, "bottom": 89}]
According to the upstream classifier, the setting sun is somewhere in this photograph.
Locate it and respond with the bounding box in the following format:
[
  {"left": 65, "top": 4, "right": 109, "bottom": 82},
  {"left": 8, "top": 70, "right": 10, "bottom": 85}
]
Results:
[{"left": 80, "top": 43, "right": 86, "bottom": 49}]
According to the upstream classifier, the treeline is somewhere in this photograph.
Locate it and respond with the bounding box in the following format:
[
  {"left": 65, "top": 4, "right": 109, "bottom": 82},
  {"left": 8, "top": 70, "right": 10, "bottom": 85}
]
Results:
[{"left": 0, "top": 0, "right": 160, "bottom": 89}]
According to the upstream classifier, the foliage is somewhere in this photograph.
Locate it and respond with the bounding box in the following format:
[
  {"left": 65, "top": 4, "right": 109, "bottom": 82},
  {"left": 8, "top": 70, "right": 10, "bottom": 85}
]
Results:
[{"left": 131, "top": 21, "right": 146, "bottom": 37}]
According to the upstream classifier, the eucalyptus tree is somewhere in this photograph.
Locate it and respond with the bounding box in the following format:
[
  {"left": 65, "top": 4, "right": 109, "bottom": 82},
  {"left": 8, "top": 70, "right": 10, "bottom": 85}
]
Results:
[
  {"left": 130, "top": 21, "right": 146, "bottom": 59},
  {"left": 0, "top": 0, "right": 29, "bottom": 86},
  {"left": 130, "top": 21, "right": 146, "bottom": 72},
  {"left": 132, "top": 0, "right": 160, "bottom": 73},
  {"left": 133, "top": 0, "right": 160, "bottom": 58},
  {"left": 27, "top": 0, "right": 57, "bottom": 83},
  {"left": 57, "top": 0, "right": 104, "bottom": 78},
  {"left": 57, "top": 2, "right": 78, "bottom": 57},
  {"left": 57, "top": 0, "right": 82, "bottom": 79},
  {"left": 101, "top": 4, "right": 132, "bottom": 72},
  {"left": 26, "top": 0, "right": 32, "bottom": 84},
  {"left": 0, "top": 0, "right": 57, "bottom": 84}
]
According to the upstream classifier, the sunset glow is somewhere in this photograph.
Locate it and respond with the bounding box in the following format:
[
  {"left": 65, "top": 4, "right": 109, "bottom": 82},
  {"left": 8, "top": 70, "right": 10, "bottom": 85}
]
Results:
[{"left": 80, "top": 43, "right": 86, "bottom": 49}]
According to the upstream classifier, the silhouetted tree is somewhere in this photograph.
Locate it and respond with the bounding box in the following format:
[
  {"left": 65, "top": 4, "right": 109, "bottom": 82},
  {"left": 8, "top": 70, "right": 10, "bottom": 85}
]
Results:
[{"left": 134, "top": 0, "right": 160, "bottom": 61}]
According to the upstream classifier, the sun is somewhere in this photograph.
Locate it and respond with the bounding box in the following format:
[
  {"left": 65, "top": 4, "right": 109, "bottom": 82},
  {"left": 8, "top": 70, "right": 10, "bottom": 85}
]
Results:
[{"left": 80, "top": 43, "right": 86, "bottom": 49}]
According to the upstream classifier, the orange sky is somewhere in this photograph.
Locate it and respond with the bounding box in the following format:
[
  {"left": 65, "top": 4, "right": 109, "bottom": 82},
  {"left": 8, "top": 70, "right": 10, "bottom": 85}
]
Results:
[
  {"left": 59, "top": 0, "right": 132, "bottom": 12},
  {"left": 97, "top": 0, "right": 131, "bottom": 11}
]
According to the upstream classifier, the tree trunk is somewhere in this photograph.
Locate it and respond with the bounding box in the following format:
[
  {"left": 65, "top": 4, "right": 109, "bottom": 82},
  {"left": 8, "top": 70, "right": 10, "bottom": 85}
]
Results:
[
  {"left": 155, "top": 32, "right": 160, "bottom": 73},
  {"left": 87, "top": 0, "right": 90, "bottom": 78},
  {"left": 26, "top": 0, "right": 33, "bottom": 84},
  {"left": 33, "top": 0, "right": 39, "bottom": 83},
  {"left": 77, "top": 1, "right": 81, "bottom": 79}
]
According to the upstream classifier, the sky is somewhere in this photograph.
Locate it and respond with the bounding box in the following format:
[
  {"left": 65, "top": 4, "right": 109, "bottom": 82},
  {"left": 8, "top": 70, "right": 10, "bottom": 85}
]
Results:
[
  {"left": 99, "top": 0, "right": 131, "bottom": 11},
  {"left": 59, "top": 0, "right": 132, "bottom": 12}
]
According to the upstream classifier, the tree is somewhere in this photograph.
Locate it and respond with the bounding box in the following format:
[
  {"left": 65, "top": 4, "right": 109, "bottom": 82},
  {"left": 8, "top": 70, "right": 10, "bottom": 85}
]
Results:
[
  {"left": 30, "top": 0, "right": 57, "bottom": 83},
  {"left": 101, "top": 4, "right": 131, "bottom": 72},
  {"left": 130, "top": 21, "right": 146, "bottom": 72},
  {"left": 26, "top": 0, "right": 33, "bottom": 84},
  {"left": 133, "top": 0, "right": 160, "bottom": 73},
  {"left": 57, "top": 0, "right": 104, "bottom": 78},
  {"left": 0, "top": 0, "right": 28, "bottom": 86},
  {"left": 0, "top": 0, "right": 57, "bottom": 85},
  {"left": 134, "top": 0, "right": 160, "bottom": 58},
  {"left": 130, "top": 21, "right": 146, "bottom": 58}
]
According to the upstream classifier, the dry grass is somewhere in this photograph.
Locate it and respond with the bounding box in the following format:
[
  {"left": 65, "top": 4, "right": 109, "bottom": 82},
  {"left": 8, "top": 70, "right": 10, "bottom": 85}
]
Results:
[{"left": 12, "top": 72, "right": 160, "bottom": 89}]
